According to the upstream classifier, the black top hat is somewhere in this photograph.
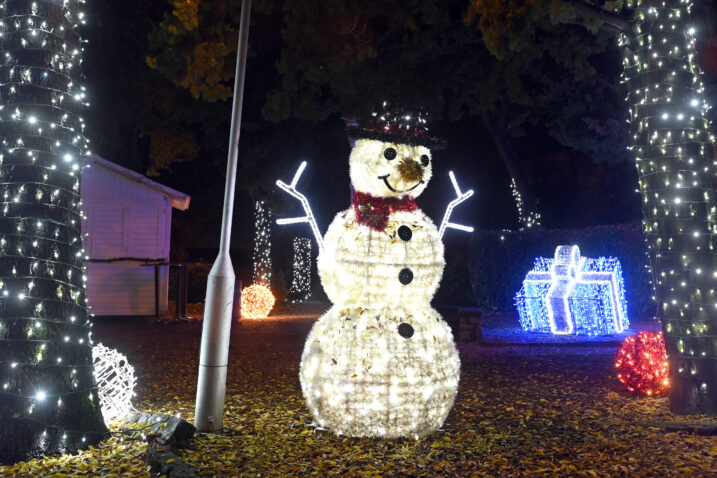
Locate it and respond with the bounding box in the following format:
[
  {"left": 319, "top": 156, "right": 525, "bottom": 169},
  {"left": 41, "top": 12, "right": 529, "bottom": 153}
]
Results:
[{"left": 346, "top": 101, "right": 446, "bottom": 150}]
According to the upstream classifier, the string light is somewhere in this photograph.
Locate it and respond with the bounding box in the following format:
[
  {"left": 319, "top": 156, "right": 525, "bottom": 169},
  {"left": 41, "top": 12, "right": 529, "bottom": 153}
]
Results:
[
  {"left": 92, "top": 344, "right": 136, "bottom": 423},
  {"left": 240, "top": 284, "right": 275, "bottom": 319},
  {"left": 0, "top": 0, "right": 107, "bottom": 463},
  {"left": 289, "top": 237, "right": 311, "bottom": 303},
  {"left": 615, "top": 331, "right": 669, "bottom": 395},
  {"left": 279, "top": 103, "right": 472, "bottom": 438},
  {"left": 515, "top": 245, "right": 629, "bottom": 335},
  {"left": 252, "top": 200, "right": 271, "bottom": 287},
  {"left": 510, "top": 178, "right": 541, "bottom": 230},
  {"left": 620, "top": 0, "right": 716, "bottom": 412}
]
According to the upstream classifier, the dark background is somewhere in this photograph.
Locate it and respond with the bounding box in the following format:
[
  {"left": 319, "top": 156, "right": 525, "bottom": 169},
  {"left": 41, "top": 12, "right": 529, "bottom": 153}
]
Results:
[{"left": 79, "top": 1, "right": 717, "bottom": 294}]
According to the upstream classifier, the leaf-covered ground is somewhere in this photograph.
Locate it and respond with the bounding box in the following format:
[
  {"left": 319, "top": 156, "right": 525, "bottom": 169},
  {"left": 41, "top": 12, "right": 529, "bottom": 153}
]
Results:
[{"left": 2, "top": 305, "right": 716, "bottom": 477}]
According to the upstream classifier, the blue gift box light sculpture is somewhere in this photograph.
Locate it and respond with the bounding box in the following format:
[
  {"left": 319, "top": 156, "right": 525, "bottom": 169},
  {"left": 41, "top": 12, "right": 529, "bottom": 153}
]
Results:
[{"left": 515, "top": 245, "right": 629, "bottom": 335}]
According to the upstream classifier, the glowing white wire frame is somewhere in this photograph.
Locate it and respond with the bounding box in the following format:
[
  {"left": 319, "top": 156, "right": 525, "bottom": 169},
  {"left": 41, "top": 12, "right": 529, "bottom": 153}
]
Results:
[
  {"left": 438, "top": 171, "right": 475, "bottom": 238},
  {"left": 516, "top": 245, "right": 629, "bottom": 336},
  {"left": 92, "top": 344, "right": 136, "bottom": 423},
  {"left": 545, "top": 245, "right": 583, "bottom": 335},
  {"left": 276, "top": 161, "right": 325, "bottom": 253}
]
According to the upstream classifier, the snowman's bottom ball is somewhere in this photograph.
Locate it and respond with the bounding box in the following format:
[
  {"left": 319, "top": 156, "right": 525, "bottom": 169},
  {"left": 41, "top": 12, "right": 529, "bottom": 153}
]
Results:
[{"left": 299, "top": 306, "right": 460, "bottom": 439}]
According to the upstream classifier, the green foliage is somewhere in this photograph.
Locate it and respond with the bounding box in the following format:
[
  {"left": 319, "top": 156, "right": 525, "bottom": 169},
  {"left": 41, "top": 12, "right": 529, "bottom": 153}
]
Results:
[
  {"left": 264, "top": 0, "right": 614, "bottom": 122},
  {"left": 147, "top": 0, "right": 239, "bottom": 102},
  {"left": 436, "top": 223, "right": 656, "bottom": 319},
  {"left": 467, "top": 0, "right": 582, "bottom": 60},
  {"left": 263, "top": 0, "right": 462, "bottom": 122},
  {"left": 465, "top": 0, "right": 632, "bottom": 161},
  {"left": 144, "top": 0, "right": 631, "bottom": 162}
]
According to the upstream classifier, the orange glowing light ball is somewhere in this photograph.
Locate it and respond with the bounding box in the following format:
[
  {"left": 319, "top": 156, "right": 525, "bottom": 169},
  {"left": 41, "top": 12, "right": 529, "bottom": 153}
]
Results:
[
  {"left": 241, "top": 284, "right": 275, "bottom": 319},
  {"left": 615, "top": 331, "right": 669, "bottom": 396}
]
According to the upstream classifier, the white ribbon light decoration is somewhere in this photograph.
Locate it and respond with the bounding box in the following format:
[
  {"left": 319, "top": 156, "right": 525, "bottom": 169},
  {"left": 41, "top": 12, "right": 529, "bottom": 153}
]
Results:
[{"left": 438, "top": 171, "right": 474, "bottom": 239}]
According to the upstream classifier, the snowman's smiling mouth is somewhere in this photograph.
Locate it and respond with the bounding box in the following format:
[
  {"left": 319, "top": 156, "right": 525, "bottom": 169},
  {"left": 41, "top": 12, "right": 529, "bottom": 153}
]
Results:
[{"left": 378, "top": 174, "right": 424, "bottom": 193}]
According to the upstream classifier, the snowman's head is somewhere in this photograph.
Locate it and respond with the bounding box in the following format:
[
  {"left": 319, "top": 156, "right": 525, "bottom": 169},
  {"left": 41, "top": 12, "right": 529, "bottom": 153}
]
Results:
[{"left": 349, "top": 138, "right": 433, "bottom": 198}]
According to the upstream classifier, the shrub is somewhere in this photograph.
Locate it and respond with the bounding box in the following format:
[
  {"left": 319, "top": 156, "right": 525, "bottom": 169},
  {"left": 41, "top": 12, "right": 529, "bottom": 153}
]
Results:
[{"left": 436, "top": 222, "right": 656, "bottom": 319}]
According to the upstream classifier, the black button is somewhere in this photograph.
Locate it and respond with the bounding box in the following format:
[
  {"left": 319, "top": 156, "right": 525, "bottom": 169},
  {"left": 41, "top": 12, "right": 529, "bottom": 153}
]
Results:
[
  {"left": 420, "top": 154, "right": 429, "bottom": 167},
  {"left": 398, "top": 268, "right": 413, "bottom": 285},
  {"left": 384, "top": 147, "right": 397, "bottom": 160},
  {"left": 398, "top": 323, "right": 414, "bottom": 339},
  {"left": 398, "top": 225, "right": 412, "bottom": 241}
]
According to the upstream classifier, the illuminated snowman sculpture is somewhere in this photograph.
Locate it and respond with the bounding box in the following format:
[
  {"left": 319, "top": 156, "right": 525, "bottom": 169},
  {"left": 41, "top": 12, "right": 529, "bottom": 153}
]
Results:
[{"left": 276, "top": 104, "right": 473, "bottom": 438}]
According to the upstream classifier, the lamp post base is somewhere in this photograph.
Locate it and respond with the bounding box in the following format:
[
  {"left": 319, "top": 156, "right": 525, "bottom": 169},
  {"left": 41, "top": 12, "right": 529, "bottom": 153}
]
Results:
[{"left": 194, "top": 255, "right": 235, "bottom": 432}]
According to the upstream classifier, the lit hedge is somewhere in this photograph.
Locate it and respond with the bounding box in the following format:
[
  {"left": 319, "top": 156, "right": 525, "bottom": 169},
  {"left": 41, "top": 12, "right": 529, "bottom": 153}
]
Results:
[{"left": 435, "top": 222, "right": 656, "bottom": 319}]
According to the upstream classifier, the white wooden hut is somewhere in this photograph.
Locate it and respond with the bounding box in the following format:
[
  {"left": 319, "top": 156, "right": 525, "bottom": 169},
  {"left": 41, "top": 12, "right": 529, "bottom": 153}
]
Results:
[{"left": 81, "top": 155, "right": 191, "bottom": 316}]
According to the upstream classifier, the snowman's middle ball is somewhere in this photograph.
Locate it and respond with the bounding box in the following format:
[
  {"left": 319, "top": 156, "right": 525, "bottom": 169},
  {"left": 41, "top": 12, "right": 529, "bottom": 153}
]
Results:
[{"left": 319, "top": 208, "right": 444, "bottom": 308}]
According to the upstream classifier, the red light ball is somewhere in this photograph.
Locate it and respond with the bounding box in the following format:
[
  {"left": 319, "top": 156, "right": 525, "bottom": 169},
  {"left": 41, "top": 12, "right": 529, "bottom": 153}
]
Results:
[
  {"left": 241, "top": 284, "right": 275, "bottom": 319},
  {"left": 615, "top": 331, "right": 669, "bottom": 396}
]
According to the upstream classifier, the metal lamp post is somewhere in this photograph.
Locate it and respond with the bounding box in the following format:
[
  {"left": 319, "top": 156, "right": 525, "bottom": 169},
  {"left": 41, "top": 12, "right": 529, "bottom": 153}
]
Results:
[{"left": 195, "top": 0, "right": 252, "bottom": 432}]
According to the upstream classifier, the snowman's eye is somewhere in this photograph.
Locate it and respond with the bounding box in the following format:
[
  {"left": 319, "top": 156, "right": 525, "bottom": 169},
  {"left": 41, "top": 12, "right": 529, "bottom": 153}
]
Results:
[
  {"left": 420, "top": 154, "right": 430, "bottom": 167},
  {"left": 383, "top": 148, "right": 397, "bottom": 160}
]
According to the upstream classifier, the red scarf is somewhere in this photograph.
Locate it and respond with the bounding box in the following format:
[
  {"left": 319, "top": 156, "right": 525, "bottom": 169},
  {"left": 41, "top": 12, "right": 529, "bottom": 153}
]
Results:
[{"left": 352, "top": 191, "right": 418, "bottom": 231}]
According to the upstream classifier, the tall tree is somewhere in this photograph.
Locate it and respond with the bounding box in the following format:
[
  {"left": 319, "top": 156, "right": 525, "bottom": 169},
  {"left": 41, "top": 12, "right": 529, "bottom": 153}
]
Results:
[
  {"left": 146, "top": 0, "right": 628, "bottom": 230},
  {"left": 0, "top": 0, "right": 108, "bottom": 463},
  {"left": 266, "top": 0, "right": 628, "bottom": 229},
  {"left": 82, "top": 0, "right": 168, "bottom": 173},
  {"left": 469, "top": 0, "right": 717, "bottom": 414},
  {"left": 621, "top": 0, "right": 716, "bottom": 414}
]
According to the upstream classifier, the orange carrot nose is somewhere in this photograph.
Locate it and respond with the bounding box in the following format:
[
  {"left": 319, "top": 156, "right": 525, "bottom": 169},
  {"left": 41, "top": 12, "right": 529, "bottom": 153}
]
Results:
[{"left": 397, "top": 158, "right": 423, "bottom": 183}]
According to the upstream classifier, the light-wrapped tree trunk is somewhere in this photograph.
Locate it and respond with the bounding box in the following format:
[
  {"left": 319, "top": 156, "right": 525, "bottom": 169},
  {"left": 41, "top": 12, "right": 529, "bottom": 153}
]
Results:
[
  {"left": 252, "top": 200, "right": 272, "bottom": 287},
  {"left": 622, "top": 0, "right": 717, "bottom": 414},
  {"left": 0, "top": 0, "right": 107, "bottom": 463}
]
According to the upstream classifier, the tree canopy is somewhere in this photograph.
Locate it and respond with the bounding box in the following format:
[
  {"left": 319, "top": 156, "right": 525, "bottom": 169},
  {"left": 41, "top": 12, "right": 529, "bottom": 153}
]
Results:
[{"left": 143, "top": 0, "right": 636, "bottom": 229}]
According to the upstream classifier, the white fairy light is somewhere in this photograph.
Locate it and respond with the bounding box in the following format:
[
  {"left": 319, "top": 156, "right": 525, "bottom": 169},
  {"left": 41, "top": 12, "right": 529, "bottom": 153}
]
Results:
[
  {"left": 92, "top": 344, "right": 136, "bottom": 423},
  {"left": 1, "top": 0, "right": 107, "bottom": 460},
  {"left": 279, "top": 124, "right": 471, "bottom": 438},
  {"left": 252, "top": 200, "right": 272, "bottom": 287},
  {"left": 509, "top": 177, "right": 541, "bottom": 230},
  {"left": 516, "top": 245, "right": 629, "bottom": 335},
  {"left": 289, "top": 237, "right": 312, "bottom": 303},
  {"left": 621, "top": 0, "right": 716, "bottom": 411}
]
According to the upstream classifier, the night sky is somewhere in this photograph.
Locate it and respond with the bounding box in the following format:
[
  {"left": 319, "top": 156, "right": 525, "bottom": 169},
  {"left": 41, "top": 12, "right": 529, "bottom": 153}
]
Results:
[{"left": 79, "top": 1, "right": 717, "bottom": 285}]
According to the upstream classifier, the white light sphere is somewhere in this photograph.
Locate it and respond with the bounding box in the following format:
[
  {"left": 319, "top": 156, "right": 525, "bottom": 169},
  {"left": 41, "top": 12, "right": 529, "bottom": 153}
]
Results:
[
  {"left": 92, "top": 343, "right": 136, "bottom": 423},
  {"left": 300, "top": 306, "right": 459, "bottom": 438}
]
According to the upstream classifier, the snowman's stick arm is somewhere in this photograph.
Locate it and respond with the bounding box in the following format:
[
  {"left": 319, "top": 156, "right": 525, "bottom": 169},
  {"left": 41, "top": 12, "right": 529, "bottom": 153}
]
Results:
[
  {"left": 439, "top": 171, "right": 475, "bottom": 239},
  {"left": 276, "top": 161, "right": 325, "bottom": 253}
]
